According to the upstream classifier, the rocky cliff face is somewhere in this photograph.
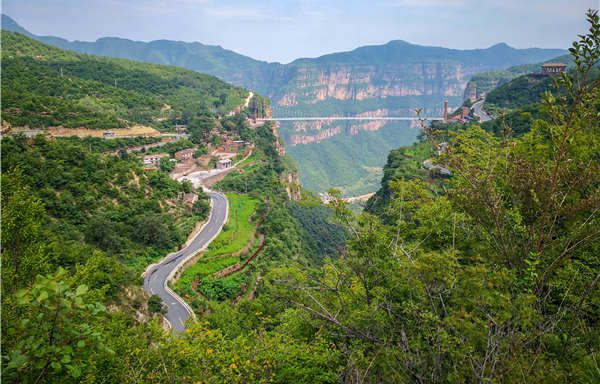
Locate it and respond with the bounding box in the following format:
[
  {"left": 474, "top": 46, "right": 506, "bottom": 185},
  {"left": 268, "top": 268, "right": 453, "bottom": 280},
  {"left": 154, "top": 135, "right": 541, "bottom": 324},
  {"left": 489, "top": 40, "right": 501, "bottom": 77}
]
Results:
[
  {"left": 2, "top": 15, "right": 567, "bottom": 194},
  {"left": 275, "top": 63, "right": 469, "bottom": 107},
  {"left": 269, "top": 64, "right": 536, "bottom": 146}
]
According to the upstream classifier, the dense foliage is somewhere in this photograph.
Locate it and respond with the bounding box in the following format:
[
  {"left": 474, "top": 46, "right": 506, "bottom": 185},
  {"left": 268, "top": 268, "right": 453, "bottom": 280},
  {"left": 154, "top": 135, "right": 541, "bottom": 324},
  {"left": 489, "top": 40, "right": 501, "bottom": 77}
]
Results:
[
  {"left": 270, "top": 13, "right": 599, "bottom": 382},
  {"left": 365, "top": 141, "right": 432, "bottom": 215},
  {"left": 1, "top": 135, "right": 204, "bottom": 289},
  {"left": 485, "top": 74, "right": 554, "bottom": 109},
  {"left": 1, "top": 31, "right": 247, "bottom": 130},
  {"left": 2, "top": 11, "right": 599, "bottom": 384}
]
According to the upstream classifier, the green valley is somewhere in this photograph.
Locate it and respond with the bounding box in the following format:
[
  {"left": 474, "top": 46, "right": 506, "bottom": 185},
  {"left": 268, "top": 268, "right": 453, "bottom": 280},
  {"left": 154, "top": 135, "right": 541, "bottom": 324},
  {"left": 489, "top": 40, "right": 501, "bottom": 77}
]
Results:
[
  {"left": 2, "top": 14, "right": 568, "bottom": 194},
  {"left": 1, "top": 7, "right": 599, "bottom": 384},
  {"left": 286, "top": 122, "right": 420, "bottom": 195}
]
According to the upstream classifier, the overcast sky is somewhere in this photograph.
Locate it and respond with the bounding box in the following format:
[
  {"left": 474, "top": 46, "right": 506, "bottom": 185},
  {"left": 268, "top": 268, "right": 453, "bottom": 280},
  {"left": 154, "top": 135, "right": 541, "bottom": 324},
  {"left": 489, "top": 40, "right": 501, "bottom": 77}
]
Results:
[{"left": 2, "top": 0, "right": 598, "bottom": 63}]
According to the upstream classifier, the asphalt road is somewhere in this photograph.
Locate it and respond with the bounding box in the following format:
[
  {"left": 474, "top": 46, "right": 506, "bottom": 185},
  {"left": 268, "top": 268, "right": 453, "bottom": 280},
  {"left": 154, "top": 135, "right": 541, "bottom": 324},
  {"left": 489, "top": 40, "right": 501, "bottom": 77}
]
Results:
[
  {"left": 472, "top": 99, "right": 492, "bottom": 122},
  {"left": 143, "top": 191, "right": 228, "bottom": 334}
]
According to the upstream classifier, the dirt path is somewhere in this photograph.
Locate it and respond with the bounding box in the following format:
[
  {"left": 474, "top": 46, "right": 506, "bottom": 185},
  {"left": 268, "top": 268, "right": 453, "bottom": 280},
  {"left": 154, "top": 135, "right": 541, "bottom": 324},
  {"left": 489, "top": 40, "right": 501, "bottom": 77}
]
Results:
[
  {"left": 343, "top": 192, "right": 375, "bottom": 203},
  {"left": 243, "top": 91, "right": 254, "bottom": 109}
]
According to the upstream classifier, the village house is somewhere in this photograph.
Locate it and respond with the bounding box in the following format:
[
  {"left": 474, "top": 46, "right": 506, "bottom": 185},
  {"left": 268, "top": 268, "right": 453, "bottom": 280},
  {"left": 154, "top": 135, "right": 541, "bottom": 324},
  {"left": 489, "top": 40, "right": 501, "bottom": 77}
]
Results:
[
  {"left": 541, "top": 63, "right": 567, "bottom": 75},
  {"left": 216, "top": 159, "right": 232, "bottom": 170},
  {"left": 437, "top": 142, "right": 449, "bottom": 156},
  {"left": 174, "top": 124, "right": 187, "bottom": 132},
  {"left": 174, "top": 148, "right": 195, "bottom": 161},
  {"left": 422, "top": 159, "right": 452, "bottom": 177},
  {"left": 143, "top": 153, "right": 169, "bottom": 167},
  {"left": 446, "top": 106, "right": 473, "bottom": 123}
]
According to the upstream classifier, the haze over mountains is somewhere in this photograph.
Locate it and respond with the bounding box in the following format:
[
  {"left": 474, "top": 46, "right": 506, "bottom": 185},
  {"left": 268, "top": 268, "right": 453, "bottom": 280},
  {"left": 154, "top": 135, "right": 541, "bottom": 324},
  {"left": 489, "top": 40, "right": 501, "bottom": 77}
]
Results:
[{"left": 1, "top": 14, "right": 567, "bottom": 194}]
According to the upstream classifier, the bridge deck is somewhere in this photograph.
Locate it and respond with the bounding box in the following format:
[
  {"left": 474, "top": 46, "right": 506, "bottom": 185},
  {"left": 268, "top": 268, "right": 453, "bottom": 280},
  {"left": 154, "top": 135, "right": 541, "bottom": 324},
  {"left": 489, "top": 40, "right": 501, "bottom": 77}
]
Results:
[{"left": 257, "top": 117, "right": 444, "bottom": 121}]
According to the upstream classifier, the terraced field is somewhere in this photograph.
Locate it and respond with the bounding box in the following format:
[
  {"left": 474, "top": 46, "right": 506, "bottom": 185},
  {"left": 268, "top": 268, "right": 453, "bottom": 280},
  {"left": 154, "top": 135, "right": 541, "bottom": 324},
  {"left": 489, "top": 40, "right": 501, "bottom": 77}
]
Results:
[{"left": 174, "top": 193, "right": 260, "bottom": 302}]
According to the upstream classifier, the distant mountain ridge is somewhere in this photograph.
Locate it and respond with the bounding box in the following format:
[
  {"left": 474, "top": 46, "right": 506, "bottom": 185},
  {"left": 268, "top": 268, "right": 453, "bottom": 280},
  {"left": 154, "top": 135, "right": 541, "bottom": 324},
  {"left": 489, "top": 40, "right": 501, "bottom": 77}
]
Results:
[
  {"left": 0, "top": 14, "right": 280, "bottom": 93},
  {"left": 1, "top": 31, "right": 247, "bottom": 130},
  {"left": 1, "top": 14, "right": 566, "bottom": 103},
  {"left": 1, "top": 14, "right": 568, "bottom": 195}
]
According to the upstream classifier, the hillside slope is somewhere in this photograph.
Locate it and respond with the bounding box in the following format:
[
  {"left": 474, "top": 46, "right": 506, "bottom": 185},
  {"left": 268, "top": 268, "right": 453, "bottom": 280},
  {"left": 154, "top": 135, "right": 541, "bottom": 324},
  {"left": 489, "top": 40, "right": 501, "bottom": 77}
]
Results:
[
  {"left": 1, "top": 14, "right": 566, "bottom": 194},
  {"left": 0, "top": 14, "right": 279, "bottom": 93},
  {"left": 463, "top": 54, "right": 572, "bottom": 100},
  {"left": 1, "top": 31, "right": 247, "bottom": 130}
]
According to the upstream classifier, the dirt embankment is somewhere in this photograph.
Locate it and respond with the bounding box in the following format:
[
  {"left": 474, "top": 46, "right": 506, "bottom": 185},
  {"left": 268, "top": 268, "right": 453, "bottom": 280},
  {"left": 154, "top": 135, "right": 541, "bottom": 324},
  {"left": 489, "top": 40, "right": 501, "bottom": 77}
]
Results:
[
  {"left": 344, "top": 192, "right": 375, "bottom": 203},
  {"left": 13, "top": 125, "right": 161, "bottom": 138}
]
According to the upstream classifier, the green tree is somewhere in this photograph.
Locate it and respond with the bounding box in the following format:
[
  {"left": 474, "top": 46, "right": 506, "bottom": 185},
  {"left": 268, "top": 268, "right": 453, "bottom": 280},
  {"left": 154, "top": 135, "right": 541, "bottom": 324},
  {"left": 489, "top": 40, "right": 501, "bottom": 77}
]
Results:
[
  {"left": 272, "top": 11, "right": 600, "bottom": 382},
  {"left": 1, "top": 170, "right": 47, "bottom": 291},
  {"left": 3, "top": 269, "right": 108, "bottom": 383},
  {"left": 147, "top": 294, "right": 166, "bottom": 314},
  {"left": 159, "top": 157, "right": 175, "bottom": 173},
  {"left": 133, "top": 214, "right": 175, "bottom": 248}
]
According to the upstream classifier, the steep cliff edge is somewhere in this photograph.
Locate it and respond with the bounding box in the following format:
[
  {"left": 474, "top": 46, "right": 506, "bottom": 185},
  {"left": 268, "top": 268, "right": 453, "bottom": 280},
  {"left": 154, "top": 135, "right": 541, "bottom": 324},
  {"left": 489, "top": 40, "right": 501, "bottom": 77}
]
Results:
[{"left": 2, "top": 15, "right": 567, "bottom": 193}]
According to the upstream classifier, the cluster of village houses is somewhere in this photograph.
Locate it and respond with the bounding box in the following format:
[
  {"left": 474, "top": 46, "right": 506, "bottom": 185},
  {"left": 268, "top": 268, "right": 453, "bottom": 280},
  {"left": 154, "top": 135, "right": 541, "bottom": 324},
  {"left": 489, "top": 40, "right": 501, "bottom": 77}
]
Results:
[{"left": 141, "top": 124, "right": 250, "bottom": 173}]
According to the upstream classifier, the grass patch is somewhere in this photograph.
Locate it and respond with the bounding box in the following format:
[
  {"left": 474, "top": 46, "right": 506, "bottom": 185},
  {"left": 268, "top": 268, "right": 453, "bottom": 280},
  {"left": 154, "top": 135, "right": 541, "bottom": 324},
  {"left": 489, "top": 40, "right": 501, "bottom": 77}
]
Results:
[
  {"left": 205, "top": 193, "right": 259, "bottom": 257},
  {"left": 199, "top": 272, "right": 247, "bottom": 301},
  {"left": 174, "top": 193, "right": 259, "bottom": 299}
]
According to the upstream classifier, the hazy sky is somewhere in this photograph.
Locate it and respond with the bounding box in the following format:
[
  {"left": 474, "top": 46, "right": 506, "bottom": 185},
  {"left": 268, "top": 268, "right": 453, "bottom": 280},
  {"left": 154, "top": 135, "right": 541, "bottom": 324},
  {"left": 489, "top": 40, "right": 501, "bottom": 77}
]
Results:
[{"left": 2, "top": 0, "right": 598, "bottom": 63}]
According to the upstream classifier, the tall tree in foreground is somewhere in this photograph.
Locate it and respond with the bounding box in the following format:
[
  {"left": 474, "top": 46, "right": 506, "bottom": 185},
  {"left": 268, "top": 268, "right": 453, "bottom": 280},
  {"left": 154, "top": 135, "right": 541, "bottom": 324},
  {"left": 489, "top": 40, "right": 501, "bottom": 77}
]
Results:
[{"left": 274, "top": 10, "right": 599, "bottom": 383}]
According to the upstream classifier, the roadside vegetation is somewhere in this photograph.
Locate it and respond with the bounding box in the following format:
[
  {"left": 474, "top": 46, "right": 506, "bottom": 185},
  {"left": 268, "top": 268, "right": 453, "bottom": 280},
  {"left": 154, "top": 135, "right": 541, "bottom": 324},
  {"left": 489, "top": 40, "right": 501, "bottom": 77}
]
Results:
[
  {"left": 1, "top": 10, "right": 598, "bottom": 384},
  {"left": 174, "top": 193, "right": 260, "bottom": 301}
]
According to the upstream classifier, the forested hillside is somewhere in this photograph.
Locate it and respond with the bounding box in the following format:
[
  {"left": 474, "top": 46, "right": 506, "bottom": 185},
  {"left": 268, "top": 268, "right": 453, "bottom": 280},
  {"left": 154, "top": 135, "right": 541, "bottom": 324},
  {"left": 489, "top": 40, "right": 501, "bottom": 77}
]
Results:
[
  {"left": 463, "top": 54, "right": 572, "bottom": 100},
  {"left": 478, "top": 62, "right": 599, "bottom": 136},
  {"left": 1, "top": 10, "right": 599, "bottom": 384},
  {"left": 1, "top": 31, "right": 247, "bottom": 130},
  {"left": 2, "top": 14, "right": 567, "bottom": 195}
]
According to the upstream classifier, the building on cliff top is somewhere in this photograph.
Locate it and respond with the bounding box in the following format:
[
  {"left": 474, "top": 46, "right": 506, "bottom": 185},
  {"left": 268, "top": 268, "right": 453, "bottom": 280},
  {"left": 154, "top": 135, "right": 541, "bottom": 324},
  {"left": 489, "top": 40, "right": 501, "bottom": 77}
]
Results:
[{"left": 541, "top": 63, "right": 567, "bottom": 75}]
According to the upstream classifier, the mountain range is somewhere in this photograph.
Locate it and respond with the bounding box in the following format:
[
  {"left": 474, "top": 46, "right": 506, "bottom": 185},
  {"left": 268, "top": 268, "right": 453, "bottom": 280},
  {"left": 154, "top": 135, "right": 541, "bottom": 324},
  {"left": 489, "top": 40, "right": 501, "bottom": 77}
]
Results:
[
  {"left": 1, "top": 14, "right": 566, "bottom": 107},
  {"left": 1, "top": 14, "right": 567, "bottom": 194}
]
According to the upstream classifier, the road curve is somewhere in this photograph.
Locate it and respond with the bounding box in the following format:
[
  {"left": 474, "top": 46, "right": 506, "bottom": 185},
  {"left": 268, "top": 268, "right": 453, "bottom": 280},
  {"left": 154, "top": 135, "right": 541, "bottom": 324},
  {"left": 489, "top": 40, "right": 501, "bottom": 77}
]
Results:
[
  {"left": 472, "top": 99, "right": 492, "bottom": 122},
  {"left": 143, "top": 191, "right": 228, "bottom": 334}
]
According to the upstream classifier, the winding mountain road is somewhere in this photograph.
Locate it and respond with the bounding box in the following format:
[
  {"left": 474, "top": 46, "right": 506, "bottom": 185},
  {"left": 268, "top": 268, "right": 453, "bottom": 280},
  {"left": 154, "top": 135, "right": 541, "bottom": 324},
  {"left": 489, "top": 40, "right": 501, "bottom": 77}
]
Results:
[
  {"left": 143, "top": 191, "right": 228, "bottom": 334},
  {"left": 472, "top": 99, "right": 492, "bottom": 122}
]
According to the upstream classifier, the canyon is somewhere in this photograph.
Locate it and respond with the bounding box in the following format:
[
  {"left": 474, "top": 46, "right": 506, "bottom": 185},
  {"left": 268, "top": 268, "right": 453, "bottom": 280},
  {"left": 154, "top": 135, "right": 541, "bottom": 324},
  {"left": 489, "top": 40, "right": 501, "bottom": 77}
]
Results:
[{"left": 1, "top": 14, "right": 567, "bottom": 194}]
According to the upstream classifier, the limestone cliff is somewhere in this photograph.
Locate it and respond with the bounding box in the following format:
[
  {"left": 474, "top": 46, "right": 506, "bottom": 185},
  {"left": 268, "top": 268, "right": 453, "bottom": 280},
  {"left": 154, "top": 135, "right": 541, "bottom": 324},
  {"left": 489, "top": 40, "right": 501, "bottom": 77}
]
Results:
[{"left": 265, "top": 42, "right": 564, "bottom": 145}]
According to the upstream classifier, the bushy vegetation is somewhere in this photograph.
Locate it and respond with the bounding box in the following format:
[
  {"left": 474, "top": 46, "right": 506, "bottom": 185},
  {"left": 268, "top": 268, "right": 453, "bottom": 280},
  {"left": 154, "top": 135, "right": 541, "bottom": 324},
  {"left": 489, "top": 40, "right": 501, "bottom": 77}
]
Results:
[
  {"left": 485, "top": 73, "right": 554, "bottom": 109},
  {"left": 60, "top": 136, "right": 162, "bottom": 152},
  {"left": 2, "top": 11, "right": 598, "bottom": 384},
  {"left": 365, "top": 141, "right": 433, "bottom": 215},
  {"left": 1, "top": 31, "right": 247, "bottom": 130},
  {"left": 288, "top": 200, "right": 348, "bottom": 263},
  {"left": 175, "top": 193, "right": 259, "bottom": 300},
  {"left": 1, "top": 135, "right": 203, "bottom": 281}
]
